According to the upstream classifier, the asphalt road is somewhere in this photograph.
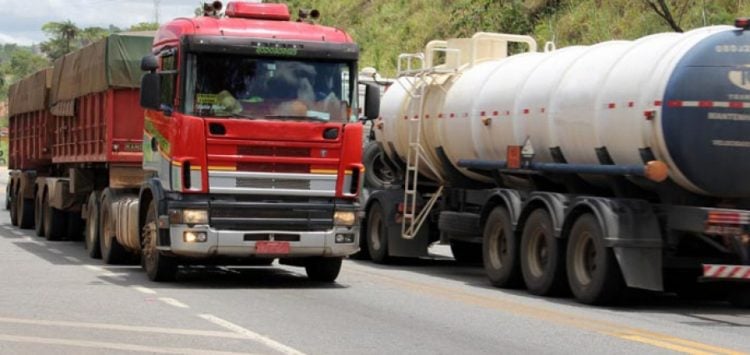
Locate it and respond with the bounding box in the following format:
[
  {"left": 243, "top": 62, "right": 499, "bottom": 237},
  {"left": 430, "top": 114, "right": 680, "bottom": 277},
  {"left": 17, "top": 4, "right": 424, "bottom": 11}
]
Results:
[{"left": 1, "top": 169, "right": 750, "bottom": 354}]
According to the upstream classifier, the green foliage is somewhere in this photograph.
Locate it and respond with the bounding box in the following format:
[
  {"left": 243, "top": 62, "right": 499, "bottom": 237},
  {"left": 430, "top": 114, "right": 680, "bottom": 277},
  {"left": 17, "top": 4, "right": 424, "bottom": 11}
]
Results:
[
  {"left": 128, "top": 22, "right": 160, "bottom": 32},
  {"left": 0, "top": 46, "right": 49, "bottom": 101}
]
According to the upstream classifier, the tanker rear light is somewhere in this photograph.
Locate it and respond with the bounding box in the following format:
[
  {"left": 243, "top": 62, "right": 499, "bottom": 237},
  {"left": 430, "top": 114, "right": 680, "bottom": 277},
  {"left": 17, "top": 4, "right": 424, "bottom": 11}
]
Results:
[
  {"left": 705, "top": 210, "right": 750, "bottom": 235},
  {"left": 736, "top": 17, "right": 750, "bottom": 30}
]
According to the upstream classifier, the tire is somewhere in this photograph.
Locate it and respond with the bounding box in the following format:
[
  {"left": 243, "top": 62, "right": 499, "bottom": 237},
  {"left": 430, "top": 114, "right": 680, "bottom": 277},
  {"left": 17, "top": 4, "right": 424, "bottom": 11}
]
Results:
[
  {"left": 17, "top": 195, "right": 34, "bottom": 229},
  {"left": 9, "top": 184, "right": 18, "bottom": 226},
  {"left": 566, "top": 213, "right": 624, "bottom": 305},
  {"left": 44, "top": 192, "right": 67, "bottom": 241},
  {"left": 450, "top": 240, "right": 482, "bottom": 264},
  {"left": 483, "top": 206, "right": 522, "bottom": 288},
  {"left": 366, "top": 202, "right": 390, "bottom": 263},
  {"left": 66, "top": 212, "right": 84, "bottom": 241},
  {"left": 305, "top": 257, "right": 343, "bottom": 282},
  {"left": 84, "top": 191, "right": 101, "bottom": 259},
  {"left": 520, "top": 209, "right": 568, "bottom": 296},
  {"left": 142, "top": 198, "right": 178, "bottom": 281},
  {"left": 34, "top": 189, "right": 45, "bottom": 237},
  {"left": 5, "top": 184, "right": 10, "bottom": 210},
  {"left": 99, "top": 191, "right": 131, "bottom": 264},
  {"left": 363, "top": 143, "right": 397, "bottom": 188}
]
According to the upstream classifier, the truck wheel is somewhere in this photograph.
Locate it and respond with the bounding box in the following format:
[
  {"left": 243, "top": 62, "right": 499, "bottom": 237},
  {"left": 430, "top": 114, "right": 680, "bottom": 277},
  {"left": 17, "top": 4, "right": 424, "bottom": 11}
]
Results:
[
  {"left": 566, "top": 213, "right": 624, "bottom": 305},
  {"left": 99, "top": 192, "right": 131, "bottom": 264},
  {"left": 305, "top": 257, "right": 342, "bottom": 282},
  {"left": 34, "top": 190, "right": 45, "bottom": 237},
  {"left": 5, "top": 184, "right": 10, "bottom": 210},
  {"left": 520, "top": 209, "right": 568, "bottom": 296},
  {"left": 84, "top": 192, "right": 101, "bottom": 258},
  {"left": 483, "top": 206, "right": 522, "bottom": 288},
  {"left": 43, "top": 194, "right": 67, "bottom": 241},
  {"left": 142, "top": 199, "right": 178, "bottom": 281},
  {"left": 366, "top": 202, "right": 390, "bottom": 263},
  {"left": 17, "top": 196, "right": 34, "bottom": 229},
  {"left": 9, "top": 184, "right": 18, "bottom": 226},
  {"left": 363, "top": 143, "right": 396, "bottom": 188},
  {"left": 450, "top": 240, "right": 482, "bottom": 264}
]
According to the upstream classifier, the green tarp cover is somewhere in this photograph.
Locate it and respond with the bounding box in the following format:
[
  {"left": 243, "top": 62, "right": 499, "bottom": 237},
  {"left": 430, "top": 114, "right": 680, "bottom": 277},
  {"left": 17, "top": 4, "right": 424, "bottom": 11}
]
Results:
[
  {"left": 8, "top": 68, "right": 52, "bottom": 116},
  {"left": 51, "top": 32, "right": 154, "bottom": 106}
]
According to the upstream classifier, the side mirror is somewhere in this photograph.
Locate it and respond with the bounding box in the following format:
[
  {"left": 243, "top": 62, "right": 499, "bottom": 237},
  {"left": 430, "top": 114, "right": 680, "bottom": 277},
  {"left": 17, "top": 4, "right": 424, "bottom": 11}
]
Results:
[
  {"left": 141, "top": 55, "right": 158, "bottom": 72},
  {"left": 363, "top": 83, "right": 380, "bottom": 121},
  {"left": 140, "top": 73, "right": 161, "bottom": 110}
]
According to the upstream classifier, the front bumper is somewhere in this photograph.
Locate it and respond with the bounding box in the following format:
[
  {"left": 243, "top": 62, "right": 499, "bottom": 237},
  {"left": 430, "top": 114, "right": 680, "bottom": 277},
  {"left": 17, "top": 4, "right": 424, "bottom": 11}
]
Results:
[{"left": 161, "top": 224, "right": 359, "bottom": 258}]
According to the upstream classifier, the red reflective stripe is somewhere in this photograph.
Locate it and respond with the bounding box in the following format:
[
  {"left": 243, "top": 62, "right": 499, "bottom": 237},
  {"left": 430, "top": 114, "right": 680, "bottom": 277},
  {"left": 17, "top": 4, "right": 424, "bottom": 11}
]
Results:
[
  {"left": 743, "top": 268, "right": 750, "bottom": 279},
  {"left": 703, "top": 264, "right": 712, "bottom": 274},
  {"left": 699, "top": 101, "right": 713, "bottom": 108},
  {"left": 628, "top": 101, "right": 634, "bottom": 108},
  {"left": 608, "top": 103, "right": 616, "bottom": 109},
  {"left": 730, "top": 267, "right": 744, "bottom": 278},
  {"left": 654, "top": 100, "right": 663, "bottom": 106},
  {"left": 523, "top": 109, "right": 529, "bottom": 114},
  {"left": 493, "top": 111, "right": 499, "bottom": 116},
  {"left": 730, "top": 101, "right": 744, "bottom": 109},
  {"left": 667, "top": 100, "right": 682, "bottom": 107}
]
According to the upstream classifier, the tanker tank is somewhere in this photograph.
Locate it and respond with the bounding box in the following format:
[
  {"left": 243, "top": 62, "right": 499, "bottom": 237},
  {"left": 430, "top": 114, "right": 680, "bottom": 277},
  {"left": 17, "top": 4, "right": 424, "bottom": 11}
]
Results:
[{"left": 375, "top": 25, "right": 750, "bottom": 198}]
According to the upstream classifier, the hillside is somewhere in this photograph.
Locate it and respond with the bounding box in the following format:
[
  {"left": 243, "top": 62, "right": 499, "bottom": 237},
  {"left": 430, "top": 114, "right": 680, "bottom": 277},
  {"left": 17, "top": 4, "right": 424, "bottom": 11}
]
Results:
[{"left": 273, "top": 0, "right": 750, "bottom": 76}]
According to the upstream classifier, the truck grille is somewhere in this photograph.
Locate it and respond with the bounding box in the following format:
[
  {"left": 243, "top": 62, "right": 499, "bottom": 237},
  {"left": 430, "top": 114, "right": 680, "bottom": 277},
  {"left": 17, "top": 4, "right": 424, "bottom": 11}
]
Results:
[{"left": 209, "top": 198, "right": 334, "bottom": 231}]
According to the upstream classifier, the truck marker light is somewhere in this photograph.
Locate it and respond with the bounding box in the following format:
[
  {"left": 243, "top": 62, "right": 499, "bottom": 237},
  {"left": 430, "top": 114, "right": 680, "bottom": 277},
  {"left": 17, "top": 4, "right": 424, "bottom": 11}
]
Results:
[{"left": 644, "top": 161, "right": 668, "bottom": 182}]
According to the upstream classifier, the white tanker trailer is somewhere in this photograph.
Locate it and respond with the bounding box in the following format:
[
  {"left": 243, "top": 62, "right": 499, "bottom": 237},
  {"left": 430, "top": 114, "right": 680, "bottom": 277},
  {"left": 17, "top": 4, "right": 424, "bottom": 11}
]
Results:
[{"left": 361, "top": 20, "right": 750, "bottom": 306}]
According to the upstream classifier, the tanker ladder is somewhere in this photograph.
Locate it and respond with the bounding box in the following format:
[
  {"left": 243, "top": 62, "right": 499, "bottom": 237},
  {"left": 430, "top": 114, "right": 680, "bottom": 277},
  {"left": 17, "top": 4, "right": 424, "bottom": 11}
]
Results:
[{"left": 395, "top": 49, "right": 455, "bottom": 240}]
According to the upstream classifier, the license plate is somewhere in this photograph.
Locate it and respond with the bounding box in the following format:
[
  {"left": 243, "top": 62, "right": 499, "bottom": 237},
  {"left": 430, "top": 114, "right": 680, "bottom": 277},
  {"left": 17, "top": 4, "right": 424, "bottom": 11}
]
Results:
[{"left": 256, "top": 241, "right": 290, "bottom": 255}]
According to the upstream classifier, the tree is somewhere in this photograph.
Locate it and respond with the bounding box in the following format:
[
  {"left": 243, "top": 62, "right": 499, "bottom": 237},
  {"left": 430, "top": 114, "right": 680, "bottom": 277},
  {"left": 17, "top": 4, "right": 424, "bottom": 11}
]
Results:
[
  {"left": 40, "top": 20, "right": 80, "bottom": 59},
  {"left": 128, "top": 22, "right": 160, "bottom": 32},
  {"left": 643, "top": 0, "right": 691, "bottom": 32},
  {"left": 79, "top": 27, "right": 109, "bottom": 46},
  {"left": 5, "top": 51, "right": 49, "bottom": 79}
]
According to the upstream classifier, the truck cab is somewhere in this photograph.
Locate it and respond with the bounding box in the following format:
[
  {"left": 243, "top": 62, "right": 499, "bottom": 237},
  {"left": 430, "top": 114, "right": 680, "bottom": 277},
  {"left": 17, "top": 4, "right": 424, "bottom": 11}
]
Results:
[{"left": 136, "top": 1, "right": 376, "bottom": 281}]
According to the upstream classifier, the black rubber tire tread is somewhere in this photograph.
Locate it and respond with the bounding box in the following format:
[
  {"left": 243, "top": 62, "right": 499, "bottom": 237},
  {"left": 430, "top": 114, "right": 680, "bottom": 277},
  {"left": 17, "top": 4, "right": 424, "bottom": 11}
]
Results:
[
  {"left": 44, "top": 193, "right": 67, "bottom": 241},
  {"left": 566, "top": 213, "right": 625, "bottom": 305},
  {"left": 520, "top": 209, "right": 568, "bottom": 296},
  {"left": 34, "top": 190, "right": 45, "bottom": 237},
  {"left": 483, "top": 206, "right": 523, "bottom": 288},
  {"left": 366, "top": 202, "right": 390, "bottom": 264},
  {"left": 305, "top": 257, "right": 343, "bottom": 282},
  {"left": 450, "top": 240, "right": 483, "bottom": 264},
  {"left": 363, "top": 142, "right": 397, "bottom": 188},
  {"left": 142, "top": 198, "right": 178, "bottom": 282},
  {"left": 17, "top": 196, "right": 34, "bottom": 229},
  {"left": 5, "top": 184, "right": 10, "bottom": 210},
  {"left": 439, "top": 211, "right": 482, "bottom": 237},
  {"left": 99, "top": 190, "right": 132, "bottom": 265},
  {"left": 85, "top": 191, "right": 102, "bottom": 259},
  {"left": 9, "top": 183, "right": 18, "bottom": 226}
]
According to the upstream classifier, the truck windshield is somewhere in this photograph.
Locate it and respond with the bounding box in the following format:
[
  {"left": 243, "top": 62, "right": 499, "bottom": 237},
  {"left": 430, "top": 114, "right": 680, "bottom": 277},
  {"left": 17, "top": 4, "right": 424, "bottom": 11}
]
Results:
[{"left": 185, "top": 53, "right": 356, "bottom": 123}]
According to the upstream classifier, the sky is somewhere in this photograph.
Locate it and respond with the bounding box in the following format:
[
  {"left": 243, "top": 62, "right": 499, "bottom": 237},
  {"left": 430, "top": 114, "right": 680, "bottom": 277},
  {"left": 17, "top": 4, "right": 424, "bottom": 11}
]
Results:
[{"left": 0, "top": 0, "right": 198, "bottom": 46}]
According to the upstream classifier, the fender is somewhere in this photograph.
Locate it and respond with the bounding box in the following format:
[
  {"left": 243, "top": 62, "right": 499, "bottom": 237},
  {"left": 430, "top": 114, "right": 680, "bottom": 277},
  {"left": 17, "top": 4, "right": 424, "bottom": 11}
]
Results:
[
  {"left": 518, "top": 192, "right": 569, "bottom": 237},
  {"left": 563, "top": 197, "right": 663, "bottom": 291},
  {"left": 364, "top": 188, "right": 431, "bottom": 258},
  {"left": 479, "top": 188, "right": 524, "bottom": 230}
]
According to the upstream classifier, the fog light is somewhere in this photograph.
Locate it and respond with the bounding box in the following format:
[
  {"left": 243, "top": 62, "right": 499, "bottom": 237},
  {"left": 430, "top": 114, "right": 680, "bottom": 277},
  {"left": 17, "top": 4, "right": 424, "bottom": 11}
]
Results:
[
  {"left": 183, "top": 231, "right": 208, "bottom": 243},
  {"left": 335, "top": 234, "right": 354, "bottom": 243},
  {"left": 334, "top": 211, "right": 356, "bottom": 226}
]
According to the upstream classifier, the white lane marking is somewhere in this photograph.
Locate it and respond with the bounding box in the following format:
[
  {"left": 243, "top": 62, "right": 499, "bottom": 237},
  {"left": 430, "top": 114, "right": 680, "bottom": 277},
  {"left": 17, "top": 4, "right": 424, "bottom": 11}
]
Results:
[
  {"left": 48, "top": 248, "right": 64, "bottom": 254},
  {"left": 132, "top": 286, "right": 157, "bottom": 294},
  {"left": 11, "top": 230, "right": 24, "bottom": 236},
  {"left": 158, "top": 297, "right": 190, "bottom": 309},
  {"left": 0, "top": 316, "right": 247, "bottom": 339},
  {"left": 21, "top": 236, "right": 42, "bottom": 245},
  {"left": 199, "top": 314, "right": 306, "bottom": 355},
  {"left": 0, "top": 333, "right": 253, "bottom": 355},
  {"left": 64, "top": 256, "right": 81, "bottom": 263}
]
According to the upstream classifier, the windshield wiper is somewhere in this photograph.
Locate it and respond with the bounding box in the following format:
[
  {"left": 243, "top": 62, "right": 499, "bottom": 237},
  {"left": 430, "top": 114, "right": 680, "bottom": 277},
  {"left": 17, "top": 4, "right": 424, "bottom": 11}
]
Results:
[{"left": 264, "top": 115, "right": 330, "bottom": 122}]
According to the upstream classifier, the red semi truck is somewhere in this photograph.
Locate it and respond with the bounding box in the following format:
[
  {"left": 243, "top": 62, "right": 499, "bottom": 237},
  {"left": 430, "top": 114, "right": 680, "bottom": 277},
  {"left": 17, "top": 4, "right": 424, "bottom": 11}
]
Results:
[{"left": 6, "top": 1, "right": 379, "bottom": 282}]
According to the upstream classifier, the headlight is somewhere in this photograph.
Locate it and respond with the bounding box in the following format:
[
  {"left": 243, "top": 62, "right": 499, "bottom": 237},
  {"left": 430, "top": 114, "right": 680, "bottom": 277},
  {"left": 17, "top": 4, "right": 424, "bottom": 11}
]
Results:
[
  {"left": 334, "top": 211, "right": 356, "bottom": 226},
  {"left": 169, "top": 209, "right": 208, "bottom": 225}
]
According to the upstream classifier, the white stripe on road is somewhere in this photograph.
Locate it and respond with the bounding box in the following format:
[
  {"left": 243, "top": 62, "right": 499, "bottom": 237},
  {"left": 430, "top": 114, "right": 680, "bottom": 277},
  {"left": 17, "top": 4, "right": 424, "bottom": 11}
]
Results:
[
  {"left": 0, "top": 333, "right": 253, "bottom": 355},
  {"left": 64, "top": 256, "right": 81, "bottom": 263},
  {"left": 199, "top": 314, "right": 305, "bottom": 355},
  {"left": 0, "top": 316, "right": 248, "bottom": 339},
  {"left": 11, "top": 230, "right": 24, "bottom": 236},
  {"left": 83, "top": 265, "right": 105, "bottom": 272},
  {"left": 132, "top": 286, "right": 157, "bottom": 294},
  {"left": 158, "top": 297, "right": 190, "bottom": 309},
  {"left": 48, "top": 248, "right": 63, "bottom": 254}
]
